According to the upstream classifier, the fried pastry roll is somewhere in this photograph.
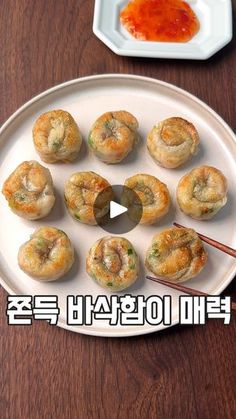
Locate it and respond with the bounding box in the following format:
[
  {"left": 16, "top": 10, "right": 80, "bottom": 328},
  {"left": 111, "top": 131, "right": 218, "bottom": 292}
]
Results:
[
  {"left": 86, "top": 236, "right": 139, "bottom": 291},
  {"left": 33, "top": 109, "right": 82, "bottom": 163},
  {"left": 64, "top": 171, "right": 112, "bottom": 225},
  {"left": 145, "top": 227, "right": 207, "bottom": 283},
  {"left": 147, "top": 117, "right": 199, "bottom": 168},
  {"left": 18, "top": 227, "right": 74, "bottom": 281},
  {"left": 177, "top": 165, "right": 228, "bottom": 220},
  {"left": 123, "top": 173, "right": 170, "bottom": 225},
  {"left": 88, "top": 110, "right": 138, "bottom": 163},
  {"left": 2, "top": 160, "right": 55, "bottom": 220}
]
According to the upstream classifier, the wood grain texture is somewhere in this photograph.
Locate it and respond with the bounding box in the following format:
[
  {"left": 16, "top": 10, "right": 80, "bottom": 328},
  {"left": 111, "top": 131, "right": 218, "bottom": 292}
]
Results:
[{"left": 0, "top": 1, "right": 236, "bottom": 418}]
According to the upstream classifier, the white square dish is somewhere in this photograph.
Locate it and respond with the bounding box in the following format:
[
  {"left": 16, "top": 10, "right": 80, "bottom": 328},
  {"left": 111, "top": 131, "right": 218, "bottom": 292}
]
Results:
[{"left": 93, "top": 0, "right": 233, "bottom": 59}]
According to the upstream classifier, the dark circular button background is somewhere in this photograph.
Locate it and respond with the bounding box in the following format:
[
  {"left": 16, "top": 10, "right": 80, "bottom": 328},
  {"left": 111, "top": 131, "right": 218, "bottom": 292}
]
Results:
[{"left": 93, "top": 184, "right": 143, "bottom": 234}]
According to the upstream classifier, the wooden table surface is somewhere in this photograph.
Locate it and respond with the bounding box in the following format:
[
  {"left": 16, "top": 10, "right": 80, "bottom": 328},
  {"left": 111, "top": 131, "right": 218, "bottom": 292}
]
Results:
[{"left": 0, "top": 1, "right": 236, "bottom": 418}]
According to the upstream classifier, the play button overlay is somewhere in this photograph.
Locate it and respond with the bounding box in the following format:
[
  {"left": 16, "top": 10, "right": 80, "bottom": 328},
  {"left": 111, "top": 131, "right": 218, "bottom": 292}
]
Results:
[
  {"left": 93, "top": 184, "right": 143, "bottom": 234},
  {"left": 110, "top": 201, "right": 127, "bottom": 219}
]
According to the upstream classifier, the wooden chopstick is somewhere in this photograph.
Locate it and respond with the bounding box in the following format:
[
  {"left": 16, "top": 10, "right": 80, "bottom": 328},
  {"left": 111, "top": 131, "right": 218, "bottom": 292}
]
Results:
[
  {"left": 173, "top": 222, "right": 236, "bottom": 258},
  {"left": 146, "top": 275, "right": 236, "bottom": 311}
]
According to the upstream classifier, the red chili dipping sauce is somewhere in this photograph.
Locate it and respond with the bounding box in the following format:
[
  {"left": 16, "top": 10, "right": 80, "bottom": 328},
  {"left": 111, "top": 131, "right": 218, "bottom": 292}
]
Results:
[{"left": 120, "top": 0, "right": 200, "bottom": 43}]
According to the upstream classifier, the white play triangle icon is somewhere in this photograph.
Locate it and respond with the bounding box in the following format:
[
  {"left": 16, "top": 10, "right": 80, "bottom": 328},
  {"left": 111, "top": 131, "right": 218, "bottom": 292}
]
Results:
[{"left": 110, "top": 201, "right": 127, "bottom": 219}]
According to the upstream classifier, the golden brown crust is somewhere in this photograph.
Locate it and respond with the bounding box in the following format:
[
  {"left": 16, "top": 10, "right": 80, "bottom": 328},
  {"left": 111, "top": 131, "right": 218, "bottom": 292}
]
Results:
[
  {"left": 88, "top": 110, "right": 139, "bottom": 164},
  {"left": 86, "top": 236, "right": 139, "bottom": 291},
  {"left": 123, "top": 173, "right": 170, "bottom": 225},
  {"left": 18, "top": 226, "right": 74, "bottom": 281},
  {"left": 33, "top": 109, "right": 82, "bottom": 163},
  {"left": 145, "top": 227, "right": 207, "bottom": 283},
  {"left": 2, "top": 160, "right": 55, "bottom": 220},
  {"left": 64, "top": 171, "right": 113, "bottom": 225},
  {"left": 147, "top": 117, "right": 199, "bottom": 169},
  {"left": 177, "top": 165, "right": 228, "bottom": 220}
]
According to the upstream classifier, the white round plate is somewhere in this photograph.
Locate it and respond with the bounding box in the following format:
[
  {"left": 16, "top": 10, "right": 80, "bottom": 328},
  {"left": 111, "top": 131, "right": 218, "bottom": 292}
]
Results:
[
  {"left": 93, "top": 0, "right": 233, "bottom": 60},
  {"left": 0, "top": 74, "right": 236, "bottom": 337}
]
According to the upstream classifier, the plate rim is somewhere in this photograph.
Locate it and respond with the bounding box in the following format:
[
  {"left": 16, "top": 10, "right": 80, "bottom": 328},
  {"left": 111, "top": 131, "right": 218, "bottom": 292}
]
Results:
[
  {"left": 92, "top": 0, "right": 233, "bottom": 60},
  {"left": 0, "top": 73, "right": 236, "bottom": 337}
]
